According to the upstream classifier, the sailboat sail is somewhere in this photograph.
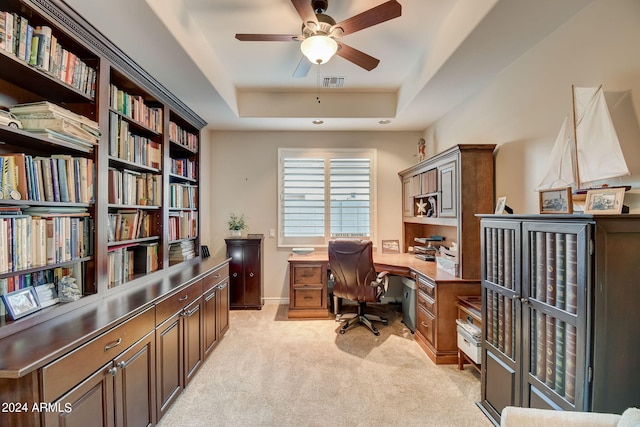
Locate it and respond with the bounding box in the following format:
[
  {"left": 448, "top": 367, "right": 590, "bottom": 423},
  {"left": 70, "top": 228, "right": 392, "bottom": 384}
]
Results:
[{"left": 538, "top": 85, "right": 630, "bottom": 190}]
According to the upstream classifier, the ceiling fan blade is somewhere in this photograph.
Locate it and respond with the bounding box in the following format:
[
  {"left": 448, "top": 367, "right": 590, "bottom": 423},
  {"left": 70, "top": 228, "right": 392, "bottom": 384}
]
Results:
[
  {"left": 291, "top": 0, "right": 318, "bottom": 26},
  {"left": 333, "top": 0, "right": 402, "bottom": 36},
  {"left": 292, "top": 56, "right": 312, "bottom": 78},
  {"left": 236, "top": 34, "right": 299, "bottom": 42},
  {"left": 335, "top": 42, "right": 380, "bottom": 71}
]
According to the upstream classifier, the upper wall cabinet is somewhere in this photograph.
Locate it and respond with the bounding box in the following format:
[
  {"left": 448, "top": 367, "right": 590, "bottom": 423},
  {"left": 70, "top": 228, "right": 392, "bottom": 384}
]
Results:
[
  {"left": 399, "top": 145, "right": 495, "bottom": 279},
  {"left": 0, "top": 0, "right": 205, "bottom": 338}
]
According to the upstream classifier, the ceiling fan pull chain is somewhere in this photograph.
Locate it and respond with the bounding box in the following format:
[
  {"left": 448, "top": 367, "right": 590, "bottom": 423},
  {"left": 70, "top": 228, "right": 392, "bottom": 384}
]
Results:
[{"left": 316, "top": 67, "right": 321, "bottom": 103}]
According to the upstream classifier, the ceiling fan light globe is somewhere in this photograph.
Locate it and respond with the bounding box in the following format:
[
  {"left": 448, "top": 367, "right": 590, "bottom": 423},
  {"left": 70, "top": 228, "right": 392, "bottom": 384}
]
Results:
[{"left": 301, "top": 35, "right": 337, "bottom": 65}]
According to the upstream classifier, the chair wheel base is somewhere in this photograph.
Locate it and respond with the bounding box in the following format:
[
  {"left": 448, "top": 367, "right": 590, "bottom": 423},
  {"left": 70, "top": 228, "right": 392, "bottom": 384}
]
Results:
[{"left": 340, "top": 330, "right": 346, "bottom": 334}]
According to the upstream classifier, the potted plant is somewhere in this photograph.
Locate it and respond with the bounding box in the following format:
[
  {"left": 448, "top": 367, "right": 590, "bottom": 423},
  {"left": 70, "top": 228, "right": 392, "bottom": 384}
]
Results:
[{"left": 227, "top": 213, "right": 247, "bottom": 237}]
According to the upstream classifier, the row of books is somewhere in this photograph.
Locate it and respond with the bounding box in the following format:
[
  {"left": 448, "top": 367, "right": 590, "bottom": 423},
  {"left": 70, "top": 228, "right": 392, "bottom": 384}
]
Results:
[
  {"left": 485, "top": 289, "right": 514, "bottom": 359},
  {"left": 171, "top": 158, "right": 197, "bottom": 180},
  {"left": 168, "top": 211, "right": 198, "bottom": 241},
  {"left": 0, "top": 13, "right": 97, "bottom": 97},
  {"left": 107, "top": 209, "right": 153, "bottom": 242},
  {"left": 0, "top": 153, "right": 94, "bottom": 204},
  {"left": 169, "top": 121, "right": 198, "bottom": 152},
  {"left": 109, "top": 112, "right": 161, "bottom": 168},
  {"left": 169, "top": 240, "right": 196, "bottom": 264},
  {"left": 107, "top": 243, "right": 158, "bottom": 288},
  {"left": 109, "top": 84, "right": 163, "bottom": 133},
  {"left": 0, "top": 263, "right": 83, "bottom": 316},
  {"left": 531, "top": 312, "right": 577, "bottom": 404},
  {"left": 11, "top": 101, "right": 101, "bottom": 149},
  {"left": 0, "top": 212, "right": 93, "bottom": 274},
  {"left": 169, "top": 183, "right": 198, "bottom": 209},
  {"left": 108, "top": 169, "right": 161, "bottom": 206}
]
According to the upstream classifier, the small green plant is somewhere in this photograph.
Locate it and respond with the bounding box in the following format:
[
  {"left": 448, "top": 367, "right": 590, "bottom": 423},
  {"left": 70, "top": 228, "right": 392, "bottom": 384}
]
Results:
[{"left": 227, "top": 213, "right": 247, "bottom": 230}]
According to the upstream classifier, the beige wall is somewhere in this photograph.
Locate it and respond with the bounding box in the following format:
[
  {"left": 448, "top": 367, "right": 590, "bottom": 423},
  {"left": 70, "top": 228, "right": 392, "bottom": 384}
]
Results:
[
  {"left": 201, "top": 130, "right": 420, "bottom": 303},
  {"left": 424, "top": 0, "right": 640, "bottom": 214}
]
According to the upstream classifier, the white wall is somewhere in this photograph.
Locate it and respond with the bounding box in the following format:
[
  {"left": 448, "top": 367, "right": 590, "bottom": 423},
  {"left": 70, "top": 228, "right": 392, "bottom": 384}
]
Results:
[
  {"left": 424, "top": 0, "right": 640, "bottom": 214},
  {"left": 202, "top": 130, "right": 420, "bottom": 303}
]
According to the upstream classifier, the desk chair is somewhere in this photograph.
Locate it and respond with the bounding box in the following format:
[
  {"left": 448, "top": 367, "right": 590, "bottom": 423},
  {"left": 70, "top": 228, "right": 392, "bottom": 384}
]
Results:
[{"left": 329, "top": 239, "right": 389, "bottom": 336}]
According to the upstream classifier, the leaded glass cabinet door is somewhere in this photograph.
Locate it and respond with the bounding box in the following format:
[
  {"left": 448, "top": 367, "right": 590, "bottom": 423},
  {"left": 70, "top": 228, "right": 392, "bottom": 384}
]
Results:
[
  {"left": 479, "top": 219, "right": 522, "bottom": 424},
  {"left": 522, "top": 221, "right": 590, "bottom": 411}
]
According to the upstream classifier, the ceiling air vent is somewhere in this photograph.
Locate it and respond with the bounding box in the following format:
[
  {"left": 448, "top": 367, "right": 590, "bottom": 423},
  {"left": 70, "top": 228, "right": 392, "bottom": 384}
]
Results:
[{"left": 322, "top": 77, "right": 345, "bottom": 88}]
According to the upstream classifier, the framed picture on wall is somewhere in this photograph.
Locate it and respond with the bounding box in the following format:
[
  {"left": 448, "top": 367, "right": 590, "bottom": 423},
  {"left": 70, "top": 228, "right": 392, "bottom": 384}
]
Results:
[{"left": 539, "top": 187, "right": 573, "bottom": 214}]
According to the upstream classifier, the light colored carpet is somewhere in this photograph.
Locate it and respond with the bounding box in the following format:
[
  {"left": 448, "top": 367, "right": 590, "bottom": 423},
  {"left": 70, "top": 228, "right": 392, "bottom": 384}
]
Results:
[{"left": 157, "top": 304, "right": 492, "bottom": 427}]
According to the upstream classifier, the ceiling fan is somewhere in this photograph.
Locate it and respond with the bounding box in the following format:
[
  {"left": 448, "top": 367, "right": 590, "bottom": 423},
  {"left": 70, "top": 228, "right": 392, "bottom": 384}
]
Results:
[{"left": 235, "top": 0, "right": 402, "bottom": 78}]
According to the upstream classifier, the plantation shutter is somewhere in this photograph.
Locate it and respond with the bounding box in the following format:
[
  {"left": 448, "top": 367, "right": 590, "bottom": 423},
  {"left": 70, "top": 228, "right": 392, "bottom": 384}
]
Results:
[
  {"left": 330, "top": 158, "right": 370, "bottom": 238},
  {"left": 282, "top": 157, "right": 325, "bottom": 238}
]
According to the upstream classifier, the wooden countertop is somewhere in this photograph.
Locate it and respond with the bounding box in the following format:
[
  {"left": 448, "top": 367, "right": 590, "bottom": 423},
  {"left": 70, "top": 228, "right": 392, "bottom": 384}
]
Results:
[
  {"left": 0, "top": 257, "right": 230, "bottom": 379},
  {"left": 288, "top": 252, "right": 478, "bottom": 284}
]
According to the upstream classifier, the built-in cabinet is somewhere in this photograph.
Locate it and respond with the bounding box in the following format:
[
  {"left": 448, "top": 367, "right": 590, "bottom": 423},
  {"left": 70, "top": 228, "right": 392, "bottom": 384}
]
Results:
[
  {"left": 399, "top": 144, "right": 496, "bottom": 280},
  {"left": 226, "top": 237, "right": 263, "bottom": 310},
  {"left": 478, "top": 215, "right": 640, "bottom": 425}
]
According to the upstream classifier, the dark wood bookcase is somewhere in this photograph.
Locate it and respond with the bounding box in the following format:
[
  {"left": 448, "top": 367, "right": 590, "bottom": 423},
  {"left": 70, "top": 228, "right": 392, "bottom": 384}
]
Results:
[
  {"left": 477, "top": 215, "right": 640, "bottom": 425},
  {"left": 0, "top": 0, "right": 204, "bottom": 338}
]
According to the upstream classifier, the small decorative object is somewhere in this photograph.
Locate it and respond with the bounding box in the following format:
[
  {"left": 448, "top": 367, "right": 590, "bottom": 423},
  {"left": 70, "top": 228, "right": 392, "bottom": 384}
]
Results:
[
  {"left": 201, "top": 245, "right": 210, "bottom": 258},
  {"left": 1, "top": 287, "right": 41, "bottom": 320},
  {"left": 416, "top": 199, "right": 427, "bottom": 217},
  {"left": 427, "top": 196, "right": 437, "bottom": 217},
  {"left": 584, "top": 187, "right": 625, "bottom": 214},
  {"left": 58, "top": 276, "right": 82, "bottom": 302},
  {"left": 34, "top": 283, "right": 59, "bottom": 308},
  {"left": 381, "top": 240, "right": 400, "bottom": 254},
  {"left": 495, "top": 196, "right": 507, "bottom": 214},
  {"left": 539, "top": 187, "right": 573, "bottom": 214},
  {"left": 417, "top": 138, "right": 426, "bottom": 162},
  {"left": 228, "top": 213, "right": 247, "bottom": 237}
]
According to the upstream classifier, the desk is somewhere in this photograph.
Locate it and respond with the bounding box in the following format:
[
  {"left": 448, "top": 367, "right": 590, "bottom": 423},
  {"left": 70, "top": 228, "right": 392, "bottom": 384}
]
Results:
[{"left": 287, "top": 252, "right": 481, "bottom": 364}]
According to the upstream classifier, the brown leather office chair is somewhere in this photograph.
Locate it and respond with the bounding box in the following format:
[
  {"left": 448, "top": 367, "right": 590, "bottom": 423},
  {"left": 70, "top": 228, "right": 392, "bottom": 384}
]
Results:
[{"left": 329, "top": 239, "right": 389, "bottom": 336}]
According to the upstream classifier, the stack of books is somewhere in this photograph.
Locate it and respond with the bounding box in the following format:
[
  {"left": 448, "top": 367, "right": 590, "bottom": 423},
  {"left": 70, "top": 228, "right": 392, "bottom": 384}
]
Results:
[
  {"left": 169, "top": 240, "right": 195, "bottom": 263},
  {"left": 413, "top": 236, "right": 444, "bottom": 261},
  {"left": 10, "top": 101, "right": 100, "bottom": 150}
]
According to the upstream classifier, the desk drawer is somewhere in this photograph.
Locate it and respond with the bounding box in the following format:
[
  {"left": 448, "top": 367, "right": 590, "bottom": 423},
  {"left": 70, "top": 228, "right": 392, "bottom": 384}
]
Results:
[
  {"left": 292, "top": 286, "right": 324, "bottom": 309},
  {"left": 292, "top": 264, "right": 325, "bottom": 285},
  {"left": 417, "top": 291, "right": 436, "bottom": 316},
  {"left": 41, "top": 306, "right": 155, "bottom": 402},
  {"left": 416, "top": 305, "right": 435, "bottom": 345},
  {"left": 417, "top": 275, "right": 435, "bottom": 299},
  {"left": 156, "top": 280, "right": 203, "bottom": 326},
  {"left": 203, "top": 264, "right": 229, "bottom": 293}
]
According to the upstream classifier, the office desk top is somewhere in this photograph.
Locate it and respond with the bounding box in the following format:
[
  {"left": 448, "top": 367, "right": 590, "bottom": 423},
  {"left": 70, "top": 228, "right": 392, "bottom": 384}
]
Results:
[{"left": 288, "top": 252, "right": 477, "bottom": 284}]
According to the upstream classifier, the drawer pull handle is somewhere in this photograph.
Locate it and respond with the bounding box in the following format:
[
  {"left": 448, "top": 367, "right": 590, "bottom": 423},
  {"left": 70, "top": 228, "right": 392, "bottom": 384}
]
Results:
[
  {"left": 104, "top": 338, "right": 122, "bottom": 351},
  {"left": 217, "top": 283, "right": 227, "bottom": 290},
  {"left": 179, "top": 295, "right": 189, "bottom": 301},
  {"left": 249, "top": 272, "right": 254, "bottom": 278},
  {"left": 233, "top": 272, "right": 238, "bottom": 278},
  {"left": 184, "top": 307, "right": 198, "bottom": 316},
  {"left": 421, "top": 322, "right": 429, "bottom": 328},
  {"left": 304, "top": 296, "right": 313, "bottom": 299},
  {"left": 214, "top": 274, "right": 220, "bottom": 279},
  {"left": 116, "top": 361, "right": 126, "bottom": 369},
  {"left": 107, "top": 367, "right": 118, "bottom": 376}
]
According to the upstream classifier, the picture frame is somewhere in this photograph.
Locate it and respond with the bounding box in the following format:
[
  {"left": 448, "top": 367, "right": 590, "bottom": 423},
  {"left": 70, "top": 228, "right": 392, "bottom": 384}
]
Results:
[
  {"left": 1, "top": 287, "right": 41, "bottom": 320},
  {"left": 494, "top": 196, "right": 507, "bottom": 214},
  {"left": 584, "top": 187, "right": 625, "bottom": 214},
  {"left": 381, "top": 240, "right": 400, "bottom": 254},
  {"left": 539, "top": 187, "right": 573, "bottom": 214}
]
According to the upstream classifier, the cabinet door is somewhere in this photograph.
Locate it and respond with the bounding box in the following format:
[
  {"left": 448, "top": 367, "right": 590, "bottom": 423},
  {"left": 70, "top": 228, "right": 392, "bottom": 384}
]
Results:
[
  {"left": 522, "top": 222, "right": 589, "bottom": 411},
  {"left": 45, "top": 362, "right": 115, "bottom": 427},
  {"left": 402, "top": 177, "right": 413, "bottom": 217},
  {"left": 183, "top": 298, "right": 204, "bottom": 386},
  {"left": 217, "top": 278, "right": 230, "bottom": 336},
  {"left": 438, "top": 160, "right": 457, "bottom": 217},
  {"left": 480, "top": 220, "right": 522, "bottom": 423},
  {"left": 114, "top": 332, "right": 156, "bottom": 427},
  {"left": 227, "top": 243, "right": 245, "bottom": 306},
  {"left": 155, "top": 314, "right": 183, "bottom": 419},
  {"left": 203, "top": 287, "right": 219, "bottom": 358},
  {"left": 243, "top": 244, "right": 261, "bottom": 306}
]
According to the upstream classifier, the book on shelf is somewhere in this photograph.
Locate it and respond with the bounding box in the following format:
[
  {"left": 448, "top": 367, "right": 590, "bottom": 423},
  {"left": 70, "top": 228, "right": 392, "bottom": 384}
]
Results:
[
  {"left": 169, "top": 240, "right": 196, "bottom": 262},
  {"left": 134, "top": 243, "right": 158, "bottom": 274}
]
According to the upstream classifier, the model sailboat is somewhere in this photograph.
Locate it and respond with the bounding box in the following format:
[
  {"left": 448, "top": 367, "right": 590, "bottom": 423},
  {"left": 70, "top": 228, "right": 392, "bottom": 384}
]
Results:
[{"left": 538, "top": 85, "right": 630, "bottom": 193}]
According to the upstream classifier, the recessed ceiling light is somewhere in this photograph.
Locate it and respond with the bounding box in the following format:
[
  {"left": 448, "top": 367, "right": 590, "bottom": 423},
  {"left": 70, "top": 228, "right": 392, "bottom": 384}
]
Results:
[
  {"left": 312, "top": 120, "right": 324, "bottom": 125},
  {"left": 379, "top": 119, "right": 391, "bottom": 125}
]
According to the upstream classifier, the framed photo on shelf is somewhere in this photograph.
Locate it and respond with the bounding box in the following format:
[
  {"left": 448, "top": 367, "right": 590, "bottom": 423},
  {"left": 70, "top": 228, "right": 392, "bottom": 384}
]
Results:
[
  {"left": 539, "top": 187, "right": 573, "bottom": 214},
  {"left": 381, "top": 240, "right": 400, "bottom": 254},
  {"left": 584, "top": 187, "right": 625, "bottom": 214},
  {"left": 1, "top": 287, "right": 41, "bottom": 320},
  {"left": 494, "top": 196, "right": 507, "bottom": 214}
]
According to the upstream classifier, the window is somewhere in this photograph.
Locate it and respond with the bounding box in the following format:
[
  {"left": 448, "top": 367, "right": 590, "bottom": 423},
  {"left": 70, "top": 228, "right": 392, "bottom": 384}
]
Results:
[{"left": 278, "top": 148, "right": 376, "bottom": 247}]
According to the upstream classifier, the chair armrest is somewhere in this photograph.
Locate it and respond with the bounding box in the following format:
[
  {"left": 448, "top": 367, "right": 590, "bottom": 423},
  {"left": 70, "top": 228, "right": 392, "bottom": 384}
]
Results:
[{"left": 372, "top": 271, "right": 389, "bottom": 295}]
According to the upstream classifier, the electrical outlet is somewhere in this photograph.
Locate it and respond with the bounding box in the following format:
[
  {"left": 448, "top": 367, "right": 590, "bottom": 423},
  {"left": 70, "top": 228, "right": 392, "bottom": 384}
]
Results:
[{"left": 269, "top": 228, "right": 275, "bottom": 238}]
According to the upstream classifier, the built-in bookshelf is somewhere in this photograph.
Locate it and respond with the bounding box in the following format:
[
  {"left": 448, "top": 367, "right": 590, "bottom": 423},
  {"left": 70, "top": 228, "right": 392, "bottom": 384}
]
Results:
[{"left": 0, "top": 0, "right": 204, "bottom": 336}]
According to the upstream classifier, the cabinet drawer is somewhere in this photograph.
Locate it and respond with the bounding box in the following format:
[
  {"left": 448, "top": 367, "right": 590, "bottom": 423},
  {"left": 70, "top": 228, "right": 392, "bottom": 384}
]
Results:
[
  {"left": 293, "top": 265, "right": 325, "bottom": 285},
  {"left": 417, "top": 276, "right": 436, "bottom": 299},
  {"left": 41, "top": 306, "right": 155, "bottom": 402},
  {"left": 202, "top": 264, "right": 229, "bottom": 293},
  {"left": 156, "top": 280, "right": 203, "bottom": 326},
  {"left": 292, "top": 287, "right": 324, "bottom": 308},
  {"left": 416, "top": 306, "right": 435, "bottom": 345},
  {"left": 417, "top": 291, "right": 436, "bottom": 316}
]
